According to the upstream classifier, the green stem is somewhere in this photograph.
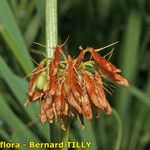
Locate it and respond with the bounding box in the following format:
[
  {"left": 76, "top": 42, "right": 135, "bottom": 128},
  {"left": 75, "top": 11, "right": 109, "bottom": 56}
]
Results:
[
  {"left": 112, "top": 108, "right": 123, "bottom": 150},
  {"left": 46, "top": 0, "right": 58, "bottom": 58},
  {"left": 45, "top": 1, "right": 70, "bottom": 145},
  {"left": 45, "top": 0, "right": 59, "bottom": 142}
]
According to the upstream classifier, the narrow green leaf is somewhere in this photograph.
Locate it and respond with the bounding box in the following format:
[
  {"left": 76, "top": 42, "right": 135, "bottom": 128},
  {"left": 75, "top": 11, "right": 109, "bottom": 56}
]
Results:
[
  {"left": 112, "top": 108, "right": 122, "bottom": 150},
  {"left": 117, "top": 9, "right": 142, "bottom": 115},
  {"left": 0, "top": 129, "right": 10, "bottom": 141},
  {"left": 24, "top": 15, "right": 41, "bottom": 47},
  {"left": 0, "top": 55, "right": 49, "bottom": 140},
  {"left": 0, "top": 94, "right": 40, "bottom": 142},
  {"left": 36, "top": 0, "right": 45, "bottom": 22},
  {"left": 116, "top": 9, "right": 142, "bottom": 149},
  {"left": 0, "top": 0, "right": 33, "bottom": 73},
  {"left": 75, "top": 119, "right": 98, "bottom": 150},
  {"left": 128, "top": 107, "right": 148, "bottom": 150},
  {"left": 129, "top": 86, "right": 150, "bottom": 107},
  {"left": 96, "top": 117, "right": 107, "bottom": 149}
]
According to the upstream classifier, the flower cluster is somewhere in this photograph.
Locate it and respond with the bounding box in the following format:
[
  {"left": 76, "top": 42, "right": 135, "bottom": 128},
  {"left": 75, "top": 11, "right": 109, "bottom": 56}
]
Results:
[{"left": 25, "top": 43, "right": 130, "bottom": 130}]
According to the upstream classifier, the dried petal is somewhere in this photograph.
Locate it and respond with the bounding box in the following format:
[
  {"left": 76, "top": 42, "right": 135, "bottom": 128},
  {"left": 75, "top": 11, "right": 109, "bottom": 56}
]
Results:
[
  {"left": 24, "top": 90, "right": 43, "bottom": 106},
  {"left": 64, "top": 80, "right": 82, "bottom": 113},
  {"left": 46, "top": 107, "right": 54, "bottom": 123},
  {"left": 94, "top": 73, "right": 112, "bottom": 115},
  {"left": 42, "top": 95, "right": 54, "bottom": 123},
  {"left": 49, "top": 62, "right": 57, "bottom": 95},
  {"left": 83, "top": 72, "right": 104, "bottom": 109},
  {"left": 68, "top": 56, "right": 82, "bottom": 102},
  {"left": 52, "top": 102, "right": 58, "bottom": 122},
  {"left": 81, "top": 88, "right": 92, "bottom": 120},
  {"left": 40, "top": 107, "right": 47, "bottom": 124},
  {"left": 54, "top": 45, "right": 61, "bottom": 69},
  {"left": 31, "top": 90, "right": 44, "bottom": 101},
  {"left": 75, "top": 50, "right": 85, "bottom": 69},
  {"left": 54, "top": 84, "right": 62, "bottom": 116},
  {"left": 61, "top": 85, "right": 69, "bottom": 116},
  {"left": 62, "top": 101, "right": 69, "bottom": 116},
  {"left": 89, "top": 47, "right": 121, "bottom": 73},
  {"left": 42, "top": 95, "right": 52, "bottom": 112},
  {"left": 101, "top": 67, "right": 130, "bottom": 87}
]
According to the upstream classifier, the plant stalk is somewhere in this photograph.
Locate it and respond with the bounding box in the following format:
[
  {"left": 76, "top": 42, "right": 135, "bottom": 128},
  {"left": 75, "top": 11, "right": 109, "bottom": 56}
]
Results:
[
  {"left": 46, "top": 0, "right": 58, "bottom": 58},
  {"left": 45, "top": 0, "right": 70, "bottom": 146},
  {"left": 112, "top": 108, "right": 123, "bottom": 150},
  {"left": 46, "top": 0, "right": 60, "bottom": 142}
]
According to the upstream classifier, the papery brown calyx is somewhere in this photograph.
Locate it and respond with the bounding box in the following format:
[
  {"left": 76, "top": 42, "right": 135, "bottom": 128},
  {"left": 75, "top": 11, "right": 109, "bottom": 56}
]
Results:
[
  {"left": 25, "top": 42, "right": 130, "bottom": 130},
  {"left": 88, "top": 47, "right": 130, "bottom": 87}
]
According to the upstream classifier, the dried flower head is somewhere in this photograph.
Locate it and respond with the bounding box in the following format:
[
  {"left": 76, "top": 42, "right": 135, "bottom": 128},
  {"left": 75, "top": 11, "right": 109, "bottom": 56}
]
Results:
[{"left": 25, "top": 43, "right": 130, "bottom": 130}]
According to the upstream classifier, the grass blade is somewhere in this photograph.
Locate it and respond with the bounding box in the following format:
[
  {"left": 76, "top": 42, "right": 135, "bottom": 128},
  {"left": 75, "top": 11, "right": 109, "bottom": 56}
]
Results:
[
  {"left": 0, "top": 55, "right": 49, "bottom": 140},
  {"left": 116, "top": 9, "right": 142, "bottom": 149},
  {"left": 0, "top": 0, "right": 33, "bottom": 73},
  {"left": 117, "top": 9, "right": 142, "bottom": 116},
  {"left": 74, "top": 119, "right": 98, "bottom": 150},
  {"left": 24, "top": 15, "right": 41, "bottom": 47},
  {"left": 129, "top": 86, "right": 150, "bottom": 107},
  {"left": 0, "top": 95, "right": 40, "bottom": 142},
  {"left": 0, "top": 129, "right": 10, "bottom": 141},
  {"left": 112, "top": 108, "right": 123, "bottom": 150}
]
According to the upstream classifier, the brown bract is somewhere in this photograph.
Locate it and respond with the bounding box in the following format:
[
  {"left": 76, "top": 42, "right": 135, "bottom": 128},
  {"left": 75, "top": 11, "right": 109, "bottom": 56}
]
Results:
[{"left": 25, "top": 43, "right": 130, "bottom": 130}]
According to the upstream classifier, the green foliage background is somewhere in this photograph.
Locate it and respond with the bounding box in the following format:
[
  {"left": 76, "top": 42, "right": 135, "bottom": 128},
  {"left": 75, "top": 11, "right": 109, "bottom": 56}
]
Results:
[{"left": 0, "top": 0, "right": 150, "bottom": 150}]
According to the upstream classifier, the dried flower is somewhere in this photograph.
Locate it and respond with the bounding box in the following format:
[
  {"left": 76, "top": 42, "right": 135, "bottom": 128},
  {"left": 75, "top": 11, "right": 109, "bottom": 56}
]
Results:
[{"left": 25, "top": 43, "right": 130, "bottom": 130}]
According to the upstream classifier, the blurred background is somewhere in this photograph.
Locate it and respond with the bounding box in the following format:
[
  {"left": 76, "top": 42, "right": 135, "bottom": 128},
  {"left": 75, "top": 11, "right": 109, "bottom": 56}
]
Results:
[{"left": 0, "top": 0, "right": 150, "bottom": 150}]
